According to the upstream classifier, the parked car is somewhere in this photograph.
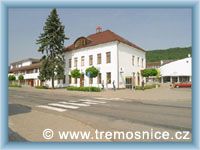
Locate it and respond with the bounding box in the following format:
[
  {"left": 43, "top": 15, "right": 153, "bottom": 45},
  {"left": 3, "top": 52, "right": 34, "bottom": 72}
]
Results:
[{"left": 174, "top": 82, "right": 192, "bottom": 88}]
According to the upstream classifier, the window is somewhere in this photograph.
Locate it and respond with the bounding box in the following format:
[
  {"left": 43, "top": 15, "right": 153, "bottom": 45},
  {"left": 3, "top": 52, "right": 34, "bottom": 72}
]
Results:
[
  {"left": 27, "top": 70, "right": 33, "bottom": 74},
  {"left": 34, "top": 69, "right": 38, "bottom": 73},
  {"left": 137, "top": 57, "right": 140, "bottom": 66},
  {"left": 132, "top": 56, "right": 135, "bottom": 66},
  {"left": 81, "top": 56, "right": 85, "bottom": 66},
  {"left": 74, "top": 78, "right": 77, "bottom": 84},
  {"left": 106, "top": 72, "right": 111, "bottom": 84},
  {"left": 141, "top": 58, "right": 144, "bottom": 68},
  {"left": 89, "top": 78, "right": 93, "bottom": 84},
  {"left": 106, "top": 52, "right": 111, "bottom": 63},
  {"left": 74, "top": 57, "right": 78, "bottom": 67},
  {"left": 89, "top": 55, "right": 93, "bottom": 66},
  {"left": 97, "top": 53, "right": 101, "bottom": 64},
  {"left": 58, "top": 79, "right": 60, "bottom": 84},
  {"left": 69, "top": 59, "right": 72, "bottom": 68},
  {"left": 74, "top": 38, "right": 87, "bottom": 48},
  {"left": 68, "top": 75, "right": 71, "bottom": 84},
  {"left": 97, "top": 73, "right": 101, "bottom": 84}
]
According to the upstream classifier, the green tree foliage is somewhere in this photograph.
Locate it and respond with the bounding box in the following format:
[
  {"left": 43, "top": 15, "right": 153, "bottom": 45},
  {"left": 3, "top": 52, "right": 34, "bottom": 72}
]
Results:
[
  {"left": 8, "top": 75, "right": 16, "bottom": 81},
  {"left": 85, "top": 66, "right": 99, "bottom": 78},
  {"left": 18, "top": 74, "right": 24, "bottom": 81},
  {"left": 70, "top": 69, "right": 81, "bottom": 79},
  {"left": 156, "top": 69, "right": 161, "bottom": 78},
  {"left": 36, "top": 8, "right": 67, "bottom": 88},
  {"left": 146, "top": 47, "right": 192, "bottom": 62},
  {"left": 8, "top": 75, "right": 16, "bottom": 85},
  {"left": 141, "top": 69, "right": 158, "bottom": 77}
]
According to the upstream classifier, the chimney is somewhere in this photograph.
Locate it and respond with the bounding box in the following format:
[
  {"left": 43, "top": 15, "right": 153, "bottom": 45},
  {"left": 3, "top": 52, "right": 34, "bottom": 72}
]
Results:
[
  {"left": 188, "top": 54, "right": 191, "bottom": 57},
  {"left": 96, "top": 26, "right": 102, "bottom": 33}
]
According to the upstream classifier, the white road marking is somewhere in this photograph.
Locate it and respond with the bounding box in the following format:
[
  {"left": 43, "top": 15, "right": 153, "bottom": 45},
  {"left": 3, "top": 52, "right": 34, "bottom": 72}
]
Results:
[
  {"left": 37, "top": 99, "right": 107, "bottom": 112},
  {"left": 80, "top": 99, "right": 106, "bottom": 104},
  {"left": 83, "top": 101, "right": 100, "bottom": 105},
  {"left": 48, "top": 103, "right": 79, "bottom": 109},
  {"left": 59, "top": 101, "right": 90, "bottom": 107},
  {"left": 37, "top": 105, "right": 66, "bottom": 112}
]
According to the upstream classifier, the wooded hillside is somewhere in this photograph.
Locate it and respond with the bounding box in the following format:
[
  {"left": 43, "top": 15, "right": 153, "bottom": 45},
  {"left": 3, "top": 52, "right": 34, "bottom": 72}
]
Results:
[{"left": 146, "top": 47, "right": 192, "bottom": 62}]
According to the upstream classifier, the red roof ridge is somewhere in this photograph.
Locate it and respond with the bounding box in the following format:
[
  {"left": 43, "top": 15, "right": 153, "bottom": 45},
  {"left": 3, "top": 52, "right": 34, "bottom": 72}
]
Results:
[{"left": 64, "top": 29, "right": 145, "bottom": 52}]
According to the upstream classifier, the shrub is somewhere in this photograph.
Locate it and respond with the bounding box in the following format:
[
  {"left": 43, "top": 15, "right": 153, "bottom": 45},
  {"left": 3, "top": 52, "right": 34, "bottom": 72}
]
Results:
[
  {"left": 35, "top": 86, "right": 48, "bottom": 89},
  {"left": 70, "top": 69, "right": 81, "bottom": 78},
  {"left": 66, "top": 86, "right": 101, "bottom": 92},
  {"left": 135, "top": 84, "right": 160, "bottom": 90},
  {"left": 141, "top": 69, "right": 158, "bottom": 77}
]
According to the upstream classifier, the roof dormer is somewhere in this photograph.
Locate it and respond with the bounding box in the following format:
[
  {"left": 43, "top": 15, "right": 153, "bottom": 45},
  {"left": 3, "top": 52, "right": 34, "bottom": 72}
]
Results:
[{"left": 74, "top": 37, "right": 90, "bottom": 48}]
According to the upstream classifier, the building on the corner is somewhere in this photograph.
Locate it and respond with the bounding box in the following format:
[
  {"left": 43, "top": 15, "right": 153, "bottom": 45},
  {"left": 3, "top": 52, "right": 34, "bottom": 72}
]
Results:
[
  {"left": 64, "top": 29, "right": 146, "bottom": 88},
  {"left": 160, "top": 56, "right": 192, "bottom": 83},
  {"left": 9, "top": 58, "right": 41, "bottom": 87}
]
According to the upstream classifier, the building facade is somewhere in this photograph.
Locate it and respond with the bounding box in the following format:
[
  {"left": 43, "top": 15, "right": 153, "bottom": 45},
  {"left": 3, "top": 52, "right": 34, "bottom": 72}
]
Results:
[
  {"left": 9, "top": 58, "right": 41, "bottom": 87},
  {"left": 64, "top": 30, "right": 146, "bottom": 88},
  {"left": 160, "top": 57, "right": 192, "bottom": 83}
]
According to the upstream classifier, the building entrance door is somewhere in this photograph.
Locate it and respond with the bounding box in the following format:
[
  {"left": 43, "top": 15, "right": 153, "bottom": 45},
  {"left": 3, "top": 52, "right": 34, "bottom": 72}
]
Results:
[
  {"left": 27, "top": 79, "right": 34, "bottom": 87},
  {"left": 80, "top": 75, "right": 84, "bottom": 87},
  {"left": 125, "top": 77, "right": 132, "bottom": 89}
]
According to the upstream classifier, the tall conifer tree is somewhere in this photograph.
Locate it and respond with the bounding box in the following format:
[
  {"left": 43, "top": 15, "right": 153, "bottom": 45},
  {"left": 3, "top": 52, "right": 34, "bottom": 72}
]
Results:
[{"left": 36, "top": 8, "right": 67, "bottom": 88}]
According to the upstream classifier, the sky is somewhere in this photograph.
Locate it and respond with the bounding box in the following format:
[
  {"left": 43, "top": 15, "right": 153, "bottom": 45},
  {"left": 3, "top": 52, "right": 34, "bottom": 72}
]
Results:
[{"left": 8, "top": 8, "right": 192, "bottom": 64}]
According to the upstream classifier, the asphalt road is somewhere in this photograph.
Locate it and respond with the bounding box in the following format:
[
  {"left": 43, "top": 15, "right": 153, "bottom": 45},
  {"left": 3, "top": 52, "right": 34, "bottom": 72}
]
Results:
[{"left": 9, "top": 88, "right": 192, "bottom": 142}]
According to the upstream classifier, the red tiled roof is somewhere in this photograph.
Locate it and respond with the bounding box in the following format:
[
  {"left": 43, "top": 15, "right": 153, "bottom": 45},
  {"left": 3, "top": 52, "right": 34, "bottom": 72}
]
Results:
[
  {"left": 64, "top": 30, "right": 145, "bottom": 52},
  {"left": 10, "top": 58, "right": 40, "bottom": 65},
  {"left": 146, "top": 62, "right": 161, "bottom": 67}
]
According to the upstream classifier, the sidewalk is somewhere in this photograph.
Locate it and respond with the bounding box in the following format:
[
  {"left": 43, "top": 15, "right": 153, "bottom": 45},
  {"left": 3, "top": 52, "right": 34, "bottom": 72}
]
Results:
[{"left": 9, "top": 110, "right": 100, "bottom": 142}]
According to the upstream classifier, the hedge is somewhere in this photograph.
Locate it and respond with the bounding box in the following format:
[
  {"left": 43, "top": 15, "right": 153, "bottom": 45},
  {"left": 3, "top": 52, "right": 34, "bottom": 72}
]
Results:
[
  {"left": 35, "top": 86, "right": 48, "bottom": 89},
  {"left": 66, "top": 86, "right": 101, "bottom": 92},
  {"left": 9, "top": 83, "right": 21, "bottom": 88}
]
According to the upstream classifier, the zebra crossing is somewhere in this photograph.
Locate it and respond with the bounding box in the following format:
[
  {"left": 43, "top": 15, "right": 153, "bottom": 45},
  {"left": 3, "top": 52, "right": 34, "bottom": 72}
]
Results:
[{"left": 36, "top": 98, "right": 108, "bottom": 112}]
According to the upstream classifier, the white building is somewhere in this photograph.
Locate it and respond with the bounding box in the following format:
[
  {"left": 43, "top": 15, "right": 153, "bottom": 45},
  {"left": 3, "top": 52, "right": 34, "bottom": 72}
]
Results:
[
  {"left": 9, "top": 58, "right": 41, "bottom": 87},
  {"left": 64, "top": 29, "right": 146, "bottom": 88},
  {"left": 9, "top": 29, "right": 146, "bottom": 89},
  {"left": 160, "top": 57, "right": 192, "bottom": 83}
]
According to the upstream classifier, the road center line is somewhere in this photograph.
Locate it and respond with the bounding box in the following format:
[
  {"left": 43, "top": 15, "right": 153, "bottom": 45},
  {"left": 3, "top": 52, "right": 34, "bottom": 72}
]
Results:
[
  {"left": 80, "top": 99, "right": 106, "bottom": 104},
  {"left": 95, "top": 97, "right": 122, "bottom": 100}
]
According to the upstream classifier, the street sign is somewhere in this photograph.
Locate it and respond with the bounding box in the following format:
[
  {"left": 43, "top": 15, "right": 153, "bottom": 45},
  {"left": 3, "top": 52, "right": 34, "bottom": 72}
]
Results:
[{"left": 86, "top": 72, "right": 91, "bottom": 78}]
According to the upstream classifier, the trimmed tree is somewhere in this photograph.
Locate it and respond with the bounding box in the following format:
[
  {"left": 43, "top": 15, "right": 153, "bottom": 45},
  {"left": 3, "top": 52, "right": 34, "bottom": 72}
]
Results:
[
  {"left": 36, "top": 8, "right": 68, "bottom": 89},
  {"left": 70, "top": 69, "right": 81, "bottom": 79},
  {"left": 70, "top": 69, "right": 81, "bottom": 86},
  {"left": 18, "top": 74, "right": 24, "bottom": 85},
  {"left": 8, "top": 75, "right": 16, "bottom": 85},
  {"left": 85, "top": 66, "right": 99, "bottom": 84},
  {"left": 141, "top": 68, "right": 158, "bottom": 77}
]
